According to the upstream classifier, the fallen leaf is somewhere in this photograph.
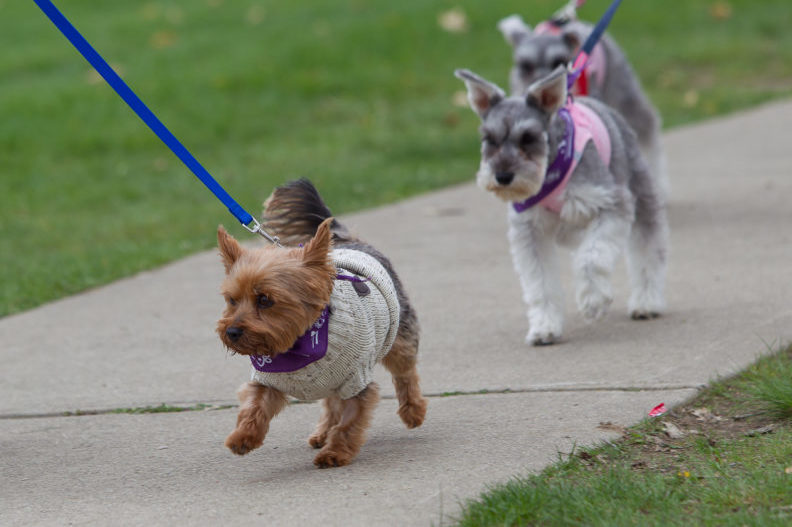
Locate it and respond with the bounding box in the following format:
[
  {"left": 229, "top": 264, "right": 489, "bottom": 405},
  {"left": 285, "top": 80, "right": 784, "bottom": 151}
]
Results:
[
  {"left": 150, "top": 30, "right": 178, "bottom": 49},
  {"left": 86, "top": 63, "right": 124, "bottom": 85},
  {"left": 438, "top": 7, "right": 468, "bottom": 33},
  {"left": 662, "top": 421, "right": 686, "bottom": 439},
  {"left": 709, "top": 1, "right": 732, "bottom": 20},
  {"left": 683, "top": 90, "right": 699, "bottom": 108},
  {"left": 597, "top": 421, "right": 625, "bottom": 434},
  {"left": 744, "top": 424, "right": 775, "bottom": 437},
  {"left": 246, "top": 5, "right": 265, "bottom": 25},
  {"left": 452, "top": 90, "right": 469, "bottom": 108},
  {"left": 691, "top": 407, "right": 723, "bottom": 422}
]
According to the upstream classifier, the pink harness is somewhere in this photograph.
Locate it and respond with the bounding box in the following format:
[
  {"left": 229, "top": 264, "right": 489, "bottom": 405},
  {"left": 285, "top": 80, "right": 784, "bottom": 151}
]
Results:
[
  {"left": 519, "top": 101, "right": 611, "bottom": 214},
  {"left": 534, "top": 21, "right": 607, "bottom": 96}
]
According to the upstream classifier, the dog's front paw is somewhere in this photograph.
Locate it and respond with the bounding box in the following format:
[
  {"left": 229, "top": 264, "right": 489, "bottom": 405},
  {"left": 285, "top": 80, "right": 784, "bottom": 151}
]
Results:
[
  {"left": 314, "top": 448, "right": 354, "bottom": 469},
  {"left": 225, "top": 427, "right": 265, "bottom": 456},
  {"left": 398, "top": 397, "right": 428, "bottom": 429},
  {"left": 526, "top": 310, "right": 563, "bottom": 345},
  {"left": 577, "top": 283, "right": 613, "bottom": 322},
  {"left": 630, "top": 308, "right": 662, "bottom": 320},
  {"left": 628, "top": 290, "right": 664, "bottom": 320},
  {"left": 308, "top": 431, "right": 327, "bottom": 449},
  {"left": 526, "top": 328, "right": 559, "bottom": 346}
]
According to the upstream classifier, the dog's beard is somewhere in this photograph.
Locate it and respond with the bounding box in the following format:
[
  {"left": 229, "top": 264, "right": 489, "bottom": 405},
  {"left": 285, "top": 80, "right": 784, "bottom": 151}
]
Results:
[
  {"left": 477, "top": 159, "right": 547, "bottom": 202},
  {"left": 217, "top": 319, "right": 304, "bottom": 358}
]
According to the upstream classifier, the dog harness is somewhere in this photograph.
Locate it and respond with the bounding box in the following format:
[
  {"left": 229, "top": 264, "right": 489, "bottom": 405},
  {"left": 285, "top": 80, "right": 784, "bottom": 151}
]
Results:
[
  {"left": 248, "top": 248, "right": 400, "bottom": 401},
  {"left": 534, "top": 20, "right": 606, "bottom": 96},
  {"left": 513, "top": 100, "right": 611, "bottom": 214}
]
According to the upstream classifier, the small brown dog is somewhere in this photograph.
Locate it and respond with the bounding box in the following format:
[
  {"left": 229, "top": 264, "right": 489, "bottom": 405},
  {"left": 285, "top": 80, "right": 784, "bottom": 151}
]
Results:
[{"left": 216, "top": 179, "right": 427, "bottom": 468}]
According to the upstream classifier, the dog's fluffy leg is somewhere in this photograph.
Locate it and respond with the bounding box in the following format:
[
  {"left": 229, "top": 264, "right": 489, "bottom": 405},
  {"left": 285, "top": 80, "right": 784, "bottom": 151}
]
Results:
[
  {"left": 641, "top": 136, "right": 670, "bottom": 203},
  {"left": 314, "top": 383, "right": 380, "bottom": 468},
  {"left": 627, "top": 194, "right": 669, "bottom": 319},
  {"left": 225, "top": 382, "right": 288, "bottom": 456},
  {"left": 383, "top": 332, "right": 427, "bottom": 429},
  {"left": 508, "top": 210, "right": 565, "bottom": 345},
  {"left": 308, "top": 395, "right": 342, "bottom": 449},
  {"left": 573, "top": 212, "right": 631, "bottom": 321}
]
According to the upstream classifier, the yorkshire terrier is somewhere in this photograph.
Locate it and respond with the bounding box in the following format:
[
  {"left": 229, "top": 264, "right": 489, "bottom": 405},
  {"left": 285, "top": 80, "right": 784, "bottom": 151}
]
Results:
[
  {"left": 216, "top": 179, "right": 427, "bottom": 468},
  {"left": 497, "top": 11, "right": 667, "bottom": 197},
  {"left": 454, "top": 66, "right": 668, "bottom": 345}
]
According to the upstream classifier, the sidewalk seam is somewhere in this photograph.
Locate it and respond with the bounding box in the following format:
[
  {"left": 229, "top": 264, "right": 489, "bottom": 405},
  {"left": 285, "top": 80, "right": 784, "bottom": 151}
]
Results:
[{"left": 0, "top": 384, "right": 701, "bottom": 420}]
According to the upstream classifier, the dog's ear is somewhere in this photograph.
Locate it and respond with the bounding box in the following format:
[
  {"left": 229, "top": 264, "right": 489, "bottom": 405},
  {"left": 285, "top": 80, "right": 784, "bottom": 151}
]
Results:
[
  {"left": 526, "top": 65, "right": 568, "bottom": 114},
  {"left": 302, "top": 217, "right": 333, "bottom": 268},
  {"left": 217, "top": 225, "right": 244, "bottom": 274},
  {"left": 497, "top": 15, "right": 532, "bottom": 47},
  {"left": 454, "top": 69, "right": 506, "bottom": 118},
  {"left": 561, "top": 29, "right": 581, "bottom": 51}
]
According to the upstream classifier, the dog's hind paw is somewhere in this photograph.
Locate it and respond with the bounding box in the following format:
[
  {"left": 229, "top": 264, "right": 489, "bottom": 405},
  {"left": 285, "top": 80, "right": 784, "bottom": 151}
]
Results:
[
  {"left": 314, "top": 448, "right": 353, "bottom": 469},
  {"left": 577, "top": 286, "right": 613, "bottom": 322}
]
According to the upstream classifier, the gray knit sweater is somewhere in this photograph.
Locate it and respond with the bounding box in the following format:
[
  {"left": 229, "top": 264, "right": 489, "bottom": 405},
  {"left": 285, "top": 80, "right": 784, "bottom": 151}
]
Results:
[{"left": 250, "top": 248, "right": 401, "bottom": 401}]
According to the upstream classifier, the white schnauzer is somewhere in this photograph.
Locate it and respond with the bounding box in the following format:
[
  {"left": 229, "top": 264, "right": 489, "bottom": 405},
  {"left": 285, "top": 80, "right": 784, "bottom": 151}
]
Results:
[
  {"left": 497, "top": 13, "right": 667, "bottom": 198},
  {"left": 455, "top": 66, "right": 668, "bottom": 345}
]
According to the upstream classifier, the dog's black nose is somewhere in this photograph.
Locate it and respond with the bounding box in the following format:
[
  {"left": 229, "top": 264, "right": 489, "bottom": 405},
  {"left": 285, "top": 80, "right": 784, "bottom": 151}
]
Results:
[
  {"left": 226, "top": 327, "right": 243, "bottom": 341},
  {"left": 495, "top": 172, "right": 514, "bottom": 185}
]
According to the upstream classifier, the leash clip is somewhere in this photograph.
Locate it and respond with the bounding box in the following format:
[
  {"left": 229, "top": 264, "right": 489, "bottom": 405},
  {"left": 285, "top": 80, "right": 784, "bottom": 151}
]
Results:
[{"left": 243, "top": 218, "right": 282, "bottom": 247}]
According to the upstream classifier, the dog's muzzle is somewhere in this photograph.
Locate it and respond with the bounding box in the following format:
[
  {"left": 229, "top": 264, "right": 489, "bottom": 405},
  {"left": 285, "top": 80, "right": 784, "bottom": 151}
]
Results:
[
  {"left": 226, "top": 326, "right": 243, "bottom": 341},
  {"left": 495, "top": 172, "right": 515, "bottom": 185}
]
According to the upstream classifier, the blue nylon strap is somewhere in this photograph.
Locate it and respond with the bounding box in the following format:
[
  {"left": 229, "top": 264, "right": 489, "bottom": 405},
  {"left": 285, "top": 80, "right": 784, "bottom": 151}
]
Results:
[
  {"left": 568, "top": 0, "right": 624, "bottom": 88},
  {"left": 580, "top": 0, "right": 623, "bottom": 57},
  {"left": 33, "top": 0, "right": 254, "bottom": 226}
]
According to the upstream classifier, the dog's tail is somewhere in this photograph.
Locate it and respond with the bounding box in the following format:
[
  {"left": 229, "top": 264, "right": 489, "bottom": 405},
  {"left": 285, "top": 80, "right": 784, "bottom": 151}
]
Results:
[{"left": 262, "top": 178, "right": 352, "bottom": 246}]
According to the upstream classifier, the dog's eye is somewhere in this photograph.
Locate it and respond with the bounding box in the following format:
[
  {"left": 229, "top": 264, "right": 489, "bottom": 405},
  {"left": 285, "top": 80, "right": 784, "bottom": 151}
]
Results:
[
  {"left": 482, "top": 135, "right": 498, "bottom": 148},
  {"left": 520, "top": 132, "right": 538, "bottom": 147},
  {"left": 257, "top": 294, "right": 274, "bottom": 309},
  {"left": 519, "top": 61, "right": 535, "bottom": 75},
  {"left": 227, "top": 297, "right": 237, "bottom": 306}
]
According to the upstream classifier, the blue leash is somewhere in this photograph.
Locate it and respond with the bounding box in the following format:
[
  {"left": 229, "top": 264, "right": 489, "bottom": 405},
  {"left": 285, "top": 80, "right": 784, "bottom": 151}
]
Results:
[
  {"left": 32, "top": 0, "right": 280, "bottom": 245},
  {"left": 567, "top": 0, "right": 624, "bottom": 89}
]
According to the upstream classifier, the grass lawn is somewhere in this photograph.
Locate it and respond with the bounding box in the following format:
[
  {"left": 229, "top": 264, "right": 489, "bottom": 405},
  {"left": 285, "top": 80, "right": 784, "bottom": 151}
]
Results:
[
  {"left": 3, "top": 0, "right": 792, "bottom": 316},
  {"left": 453, "top": 343, "right": 792, "bottom": 526}
]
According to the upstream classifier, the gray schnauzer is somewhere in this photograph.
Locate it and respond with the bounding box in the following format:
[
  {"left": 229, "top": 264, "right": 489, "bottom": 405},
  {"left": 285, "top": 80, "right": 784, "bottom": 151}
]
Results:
[
  {"left": 454, "top": 66, "right": 668, "bottom": 345},
  {"left": 497, "top": 14, "right": 667, "bottom": 198}
]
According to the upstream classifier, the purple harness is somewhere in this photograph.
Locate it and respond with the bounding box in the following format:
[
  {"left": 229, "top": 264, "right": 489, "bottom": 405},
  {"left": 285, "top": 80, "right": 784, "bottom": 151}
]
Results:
[
  {"left": 512, "top": 101, "right": 612, "bottom": 214},
  {"left": 249, "top": 273, "right": 369, "bottom": 373},
  {"left": 513, "top": 107, "right": 575, "bottom": 213}
]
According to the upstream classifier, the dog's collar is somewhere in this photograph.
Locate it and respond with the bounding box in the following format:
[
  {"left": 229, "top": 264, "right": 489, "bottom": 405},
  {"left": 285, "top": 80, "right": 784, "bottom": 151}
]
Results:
[
  {"left": 513, "top": 106, "right": 575, "bottom": 213},
  {"left": 247, "top": 273, "right": 371, "bottom": 373},
  {"left": 249, "top": 306, "right": 330, "bottom": 373}
]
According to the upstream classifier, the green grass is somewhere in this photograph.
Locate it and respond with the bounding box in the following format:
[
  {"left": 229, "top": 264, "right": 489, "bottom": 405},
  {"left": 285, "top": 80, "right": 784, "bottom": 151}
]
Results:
[
  {"left": 740, "top": 344, "right": 792, "bottom": 419},
  {"left": 453, "top": 344, "right": 792, "bottom": 526},
  {"left": 3, "top": 0, "right": 792, "bottom": 316}
]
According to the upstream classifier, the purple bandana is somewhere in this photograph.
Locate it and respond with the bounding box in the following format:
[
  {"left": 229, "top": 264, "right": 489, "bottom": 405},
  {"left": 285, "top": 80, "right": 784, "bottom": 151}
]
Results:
[
  {"left": 512, "top": 106, "right": 575, "bottom": 213},
  {"left": 247, "top": 273, "right": 370, "bottom": 373},
  {"left": 249, "top": 306, "right": 330, "bottom": 373}
]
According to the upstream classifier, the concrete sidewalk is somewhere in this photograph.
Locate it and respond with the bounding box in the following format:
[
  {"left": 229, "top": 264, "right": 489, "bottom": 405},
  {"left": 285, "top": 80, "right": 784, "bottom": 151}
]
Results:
[{"left": 2, "top": 101, "right": 791, "bottom": 526}]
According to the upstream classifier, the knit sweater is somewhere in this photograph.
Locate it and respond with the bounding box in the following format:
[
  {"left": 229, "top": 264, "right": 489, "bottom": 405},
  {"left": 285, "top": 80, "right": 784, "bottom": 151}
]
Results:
[{"left": 249, "top": 248, "right": 401, "bottom": 401}]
